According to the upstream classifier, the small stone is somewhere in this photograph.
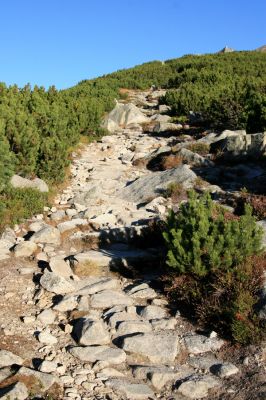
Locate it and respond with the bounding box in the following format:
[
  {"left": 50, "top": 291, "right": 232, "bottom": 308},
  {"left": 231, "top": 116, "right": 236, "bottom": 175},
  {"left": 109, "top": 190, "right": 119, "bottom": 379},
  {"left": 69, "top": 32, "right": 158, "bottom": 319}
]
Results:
[
  {"left": 151, "top": 317, "right": 177, "bottom": 330},
  {"left": 98, "top": 368, "right": 125, "bottom": 379},
  {"left": 82, "top": 382, "right": 97, "bottom": 391},
  {"left": 30, "top": 225, "right": 61, "bottom": 245},
  {"left": 18, "top": 267, "right": 35, "bottom": 275},
  {"left": 177, "top": 375, "right": 220, "bottom": 399},
  {"left": 53, "top": 295, "right": 78, "bottom": 312},
  {"left": 36, "top": 252, "right": 48, "bottom": 262},
  {"left": 138, "top": 305, "right": 167, "bottom": 320},
  {"left": 105, "top": 379, "right": 154, "bottom": 399},
  {"left": 49, "top": 256, "right": 74, "bottom": 278},
  {"left": 151, "top": 298, "right": 168, "bottom": 306},
  {"left": 57, "top": 365, "right": 67, "bottom": 375},
  {"left": 38, "top": 331, "right": 58, "bottom": 345},
  {"left": 75, "top": 375, "right": 87, "bottom": 385},
  {"left": 108, "top": 309, "right": 138, "bottom": 329},
  {"left": 0, "top": 350, "right": 23, "bottom": 369},
  {"left": 40, "top": 271, "right": 75, "bottom": 295},
  {"left": 212, "top": 362, "right": 240, "bottom": 378},
  {"left": 64, "top": 324, "right": 73, "bottom": 333},
  {"left": 188, "top": 354, "right": 221, "bottom": 371},
  {"left": 38, "top": 360, "right": 58, "bottom": 373},
  {"left": 243, "top": 357, "right": 249, "bottom": 366},
  {"left": 130, "top": 288, "right": 157, "bottom": 299},
  {"left": 22, "top": 316, "right": 36, "bottom": 324},
  {"left": 75, "top": 318, "right": 110, "bottom": 346},
  {"left": 18, "top": 366, "right": 57, "bottom": 390},
  {"left": 14, "top": 241, "right": 37, "bottom": 257},
  {"left": 184, "top": 334, "right": 224, "bottom": 354},
  {"left": 37, "top": 309, "right": 56, "bottom": 325},
  {"left": 115, "top": 320, "right": 152, "bottom": 336},
  {"left": 76, "top": 278, "right": 119, "bottom": 296},
  {"left": 60, "top": 375, "right": 75, "bottom": 385}
]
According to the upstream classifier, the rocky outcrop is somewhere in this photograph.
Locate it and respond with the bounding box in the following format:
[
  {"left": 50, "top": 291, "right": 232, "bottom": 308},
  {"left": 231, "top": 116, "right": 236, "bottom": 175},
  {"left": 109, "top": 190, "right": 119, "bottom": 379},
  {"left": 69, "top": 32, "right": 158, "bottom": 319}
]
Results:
[
  {"left": 209, "top": 131, "right": 266, "bottom": 157},
  {"left": 104, "top": 102, "right": 149, "bottom": 133}
]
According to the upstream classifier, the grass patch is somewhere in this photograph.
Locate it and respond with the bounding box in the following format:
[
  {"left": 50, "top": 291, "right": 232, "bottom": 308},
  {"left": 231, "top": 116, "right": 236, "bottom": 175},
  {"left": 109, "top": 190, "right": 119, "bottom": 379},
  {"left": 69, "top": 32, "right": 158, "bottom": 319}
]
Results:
[
  {"left": 0, "top": 187, "right": 49, "bottom": 232},
  {"left": 161, "top": 154, "right": 183, "bottom": 170},
  {"left": 186, "top": 142, "right": 210, "bottom": 155},
  {"left": 73, "top": 260, "right": 104, "bottom": 277},
  {"left": 165, "top": 182, "right": 188, "bottom": 203}
]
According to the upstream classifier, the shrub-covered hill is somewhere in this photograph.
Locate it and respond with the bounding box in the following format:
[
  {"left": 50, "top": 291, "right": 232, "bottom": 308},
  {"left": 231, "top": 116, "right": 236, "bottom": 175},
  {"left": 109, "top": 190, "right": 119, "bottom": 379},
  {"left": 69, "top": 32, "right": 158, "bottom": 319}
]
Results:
[{"left": 0, "top": 50, "right": 266, "bottom": 192}]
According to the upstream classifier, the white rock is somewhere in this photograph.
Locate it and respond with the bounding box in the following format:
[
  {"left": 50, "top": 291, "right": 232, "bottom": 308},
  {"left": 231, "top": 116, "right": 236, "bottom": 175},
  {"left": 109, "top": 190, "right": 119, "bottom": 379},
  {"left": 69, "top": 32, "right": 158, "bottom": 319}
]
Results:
[
  {"left": 57, "top": 219, "right": 88, "bottom": 233},
  {"left": 14, "top": 241, "right": 37, "bottom": 257},
  {"left": 121, "top": 332, "right": 180, "bottom": 363},
  {"left": 18, "top": 366, "right": 57, "bottom": 390},
  {"left": 49, "top": 256, "right": 73, "bottom": 278},
  {"left": 69, "top": 346, "right": 126, "bottom": 364},
  {"left": 184, "top": 334, "right": 224, "bottom": 354},
  {"left": 0, "top": 350, "right": 24, "bottom": 368},
  {"left": 177, "top": 375, "right": 220, "bottom": 399},
  {"left": 23, "top": 316, "right": 36, "bottom": 324},
  {"left": 30, "top": 226, "right": 61, "bottom": 245},
  {"left": 138, "top": 305, "right": 167, "bottom": 320},
  {"left": 115, "top": 320, "right": 152, "bottom": 336},
  {"left": 0, "top": 381, "right": 28, "bottom": 400},
  {"left": 75, "top": 318, "right": 110, "bottom": 346},
  {"left": 90, "top": 290, "right": 134, "bottom": 308},
  {"left": 105, "top": 379, "right": 154, "bottom": 399},
  {"left": 38, "top": 360, "right": 58, "bottom": 373},
  {"left": 38, "top": 331, "right": 58, "bottom": 345},
  {"left": 213, "top": 362, "right": 240, "bottom": 378},
  {"left": 37, "top": 309, "right": 56, "bottom": 325},
  {"left": 53, "top": 295, "right": 78, "bottom": 312},
  {"left": 40, "top": 271, "right": 75, "bottom": 295}
]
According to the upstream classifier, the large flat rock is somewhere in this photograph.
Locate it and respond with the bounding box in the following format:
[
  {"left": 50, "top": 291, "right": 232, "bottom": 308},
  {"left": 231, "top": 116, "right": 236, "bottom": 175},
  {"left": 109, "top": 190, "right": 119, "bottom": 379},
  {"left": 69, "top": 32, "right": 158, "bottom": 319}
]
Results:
[
  {"left": 69, "top": 345, "right": 126, "bottom": 364},
  {"left": 90, "top": 290, "right": 134, "bottom": 308},
  {"left": 74, "top": 246, "right": 155, "bottom": 268},
  {"left": 121, "top": 332, "right": 180, "bottom": 363},
  {"left": 118, "top": 165, "right": 196, "bottom": 203},
  {"left": 105, "top": 379, "right": 154, "bottom": 399},
  {"left": 30, "top": 226, "right": 61, "bottom": 245}
]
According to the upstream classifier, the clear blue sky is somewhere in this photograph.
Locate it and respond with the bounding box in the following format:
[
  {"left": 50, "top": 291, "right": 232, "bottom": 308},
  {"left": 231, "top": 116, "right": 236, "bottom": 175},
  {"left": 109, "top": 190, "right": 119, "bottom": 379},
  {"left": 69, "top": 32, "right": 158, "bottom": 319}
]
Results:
[{"left": 0, "top": 0, "right": 265, "bottom": 89}]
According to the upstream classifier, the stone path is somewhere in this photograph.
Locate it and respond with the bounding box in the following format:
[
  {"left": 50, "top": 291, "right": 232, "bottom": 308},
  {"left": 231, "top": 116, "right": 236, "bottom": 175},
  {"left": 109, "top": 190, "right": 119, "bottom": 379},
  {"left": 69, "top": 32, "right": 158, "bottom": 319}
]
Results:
[{"left": 0, "top": 90, "right": 264, "bottom": 400}]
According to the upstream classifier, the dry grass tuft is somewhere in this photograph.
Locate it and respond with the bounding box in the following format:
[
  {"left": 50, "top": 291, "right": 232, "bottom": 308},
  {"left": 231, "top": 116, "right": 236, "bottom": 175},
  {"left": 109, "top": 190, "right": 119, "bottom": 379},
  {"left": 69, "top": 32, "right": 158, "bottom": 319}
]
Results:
[
  {"left": 161, "top": 154, "right": 183, "bottom": 170},
  {"left": 73, "top": 260, "right": 103, "bottom": 277}
]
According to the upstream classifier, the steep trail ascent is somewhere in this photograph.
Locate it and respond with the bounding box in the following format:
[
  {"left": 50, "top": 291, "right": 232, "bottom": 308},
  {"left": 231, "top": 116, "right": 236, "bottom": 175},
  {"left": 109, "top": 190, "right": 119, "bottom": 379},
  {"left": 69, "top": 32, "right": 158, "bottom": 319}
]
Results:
[{"left": 0, "top": 90, "right": 264, "bottom": 400}]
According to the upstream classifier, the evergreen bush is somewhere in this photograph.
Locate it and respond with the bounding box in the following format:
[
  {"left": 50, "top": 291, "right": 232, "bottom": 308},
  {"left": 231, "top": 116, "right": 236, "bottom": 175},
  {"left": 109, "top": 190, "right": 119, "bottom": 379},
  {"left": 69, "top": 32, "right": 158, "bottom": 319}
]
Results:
[{"left": 163, "top": 191, "right": 265, "bottom": 344}]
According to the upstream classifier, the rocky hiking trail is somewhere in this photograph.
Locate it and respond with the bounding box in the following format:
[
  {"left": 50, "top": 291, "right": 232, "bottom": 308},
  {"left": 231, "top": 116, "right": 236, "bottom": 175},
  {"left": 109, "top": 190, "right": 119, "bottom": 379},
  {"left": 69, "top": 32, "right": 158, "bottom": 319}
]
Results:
[{"left": 0, "top": 89, "right": 265, "bottom": 400}]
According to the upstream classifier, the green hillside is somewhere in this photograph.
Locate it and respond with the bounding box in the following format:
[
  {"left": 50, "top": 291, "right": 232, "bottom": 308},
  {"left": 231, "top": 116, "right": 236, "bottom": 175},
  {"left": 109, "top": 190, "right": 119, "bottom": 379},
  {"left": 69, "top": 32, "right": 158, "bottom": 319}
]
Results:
[{"left": 0, "top": 50, "right": 266, "bottom": 228}]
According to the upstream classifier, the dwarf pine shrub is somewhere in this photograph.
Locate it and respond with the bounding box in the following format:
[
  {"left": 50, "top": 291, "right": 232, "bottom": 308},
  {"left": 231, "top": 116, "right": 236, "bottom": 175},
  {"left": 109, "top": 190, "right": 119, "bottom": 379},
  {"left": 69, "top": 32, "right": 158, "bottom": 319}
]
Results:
[
  {"left": 163, "top": 191, "right": 265, "bottom": 344},
  {"left": 163, "top": 191, "right": 262, "bottom": 277}
]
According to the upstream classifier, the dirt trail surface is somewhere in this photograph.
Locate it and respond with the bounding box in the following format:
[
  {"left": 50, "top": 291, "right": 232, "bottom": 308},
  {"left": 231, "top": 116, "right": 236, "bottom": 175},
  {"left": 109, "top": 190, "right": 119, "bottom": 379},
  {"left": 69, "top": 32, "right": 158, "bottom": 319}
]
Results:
[{"left": 0, "top": 90, "right": 265, "bottom": 400}]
